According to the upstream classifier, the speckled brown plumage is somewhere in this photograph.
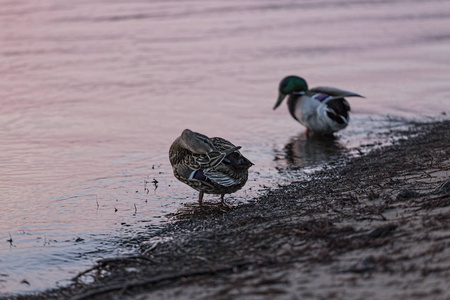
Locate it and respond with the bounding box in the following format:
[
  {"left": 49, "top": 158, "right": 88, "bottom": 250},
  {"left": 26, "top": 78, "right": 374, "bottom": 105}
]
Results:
[{"left": 169, "top": 129, "right": 253, "bottom": 204}]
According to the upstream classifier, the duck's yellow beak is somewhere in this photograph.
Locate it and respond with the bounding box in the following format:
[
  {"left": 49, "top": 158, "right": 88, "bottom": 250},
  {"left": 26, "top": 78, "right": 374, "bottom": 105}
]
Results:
[{"left": 273, "top": 92, "right": 286, "bottom": 110}]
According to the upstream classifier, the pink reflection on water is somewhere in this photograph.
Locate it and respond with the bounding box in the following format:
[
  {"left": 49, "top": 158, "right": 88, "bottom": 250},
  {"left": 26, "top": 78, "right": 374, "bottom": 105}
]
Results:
[{"left": 1, "top": 0, "right": 450, "bottom": 294}]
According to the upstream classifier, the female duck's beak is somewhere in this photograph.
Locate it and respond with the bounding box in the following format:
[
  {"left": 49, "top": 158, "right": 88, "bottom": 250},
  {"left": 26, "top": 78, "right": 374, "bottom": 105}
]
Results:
[{"left": 273, "top": 92, "right": 286, "bottom": 110}]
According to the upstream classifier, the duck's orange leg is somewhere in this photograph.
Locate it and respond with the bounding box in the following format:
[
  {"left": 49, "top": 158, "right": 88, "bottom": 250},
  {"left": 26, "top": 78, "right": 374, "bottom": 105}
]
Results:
[{"left": 198, "top": 191, "right": 204, "bottom": 205}]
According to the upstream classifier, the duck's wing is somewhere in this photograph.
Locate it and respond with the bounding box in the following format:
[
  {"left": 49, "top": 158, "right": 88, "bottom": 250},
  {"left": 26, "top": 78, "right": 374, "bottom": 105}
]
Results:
[
  {"left": 204, "top": 154, "right": 250, "bottom": 187},
  {"left": 203, "top": 168, "right": 241, "bottom": 187},
  {"left": 194, "top": 152, "right": 225, "bottom": 169},
  {"left": 172, "top": 164, "right": 216, "bottom": 192},
  {"left": 200, "top": 137, "right": 250, "bottom": 187},
  {"left": 309, "top": 86, "right": 364, "bottom": 102}
]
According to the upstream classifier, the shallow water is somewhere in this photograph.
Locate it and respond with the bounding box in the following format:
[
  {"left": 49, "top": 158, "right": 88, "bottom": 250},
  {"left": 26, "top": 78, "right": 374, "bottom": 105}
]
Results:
[{"left": 1, "top": 0, "right": 449, "bottom": 295}]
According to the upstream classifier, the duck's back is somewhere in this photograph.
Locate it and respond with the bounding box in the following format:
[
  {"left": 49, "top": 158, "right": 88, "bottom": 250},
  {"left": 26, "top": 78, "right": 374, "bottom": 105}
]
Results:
[{"left": 210, "top": 137, "right": 253, "bottom": 172}]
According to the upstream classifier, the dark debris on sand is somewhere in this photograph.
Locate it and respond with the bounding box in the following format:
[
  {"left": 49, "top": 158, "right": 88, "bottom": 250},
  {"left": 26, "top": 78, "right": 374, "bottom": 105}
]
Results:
[{"left": 6, "top": 120, "right": 450, "bottom": 300}]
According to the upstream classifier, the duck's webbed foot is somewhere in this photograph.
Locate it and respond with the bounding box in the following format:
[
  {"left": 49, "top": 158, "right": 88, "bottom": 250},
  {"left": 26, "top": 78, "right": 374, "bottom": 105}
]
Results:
[{"left": 220, "top": 194, "right": 234, "bottom": 208}]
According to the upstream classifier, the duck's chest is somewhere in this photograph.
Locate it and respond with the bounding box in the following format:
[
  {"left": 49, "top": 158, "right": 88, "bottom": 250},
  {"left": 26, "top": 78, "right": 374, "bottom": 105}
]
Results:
[
  {"left": 287, "top": 93, "right": 337, "bottom": 133},
  {"left": 287, "top": 94, "right": 327, "bottom": 121}
]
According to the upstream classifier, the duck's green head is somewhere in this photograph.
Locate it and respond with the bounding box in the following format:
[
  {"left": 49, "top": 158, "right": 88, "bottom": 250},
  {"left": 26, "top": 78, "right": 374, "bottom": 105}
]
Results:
[{"left": 273, "top": 76, "right": 308, "bottom": 110}]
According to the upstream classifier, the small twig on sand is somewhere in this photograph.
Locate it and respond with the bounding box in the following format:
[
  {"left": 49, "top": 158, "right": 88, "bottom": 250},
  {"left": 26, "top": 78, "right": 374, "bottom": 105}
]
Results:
[{"left": 72, "top": 256, "right": 156, "bottom": 282}]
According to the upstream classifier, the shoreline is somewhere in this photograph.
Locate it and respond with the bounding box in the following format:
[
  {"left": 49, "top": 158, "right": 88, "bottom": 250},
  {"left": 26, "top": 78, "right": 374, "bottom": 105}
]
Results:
[{"left": 7, "top": 120, "right": 450, "bottom": 300}]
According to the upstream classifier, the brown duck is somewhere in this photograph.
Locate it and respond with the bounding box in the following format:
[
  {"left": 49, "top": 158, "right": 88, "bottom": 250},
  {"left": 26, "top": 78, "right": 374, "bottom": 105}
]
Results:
[{"left": 169, "top": 129, "right": 253, "bottom": 204}]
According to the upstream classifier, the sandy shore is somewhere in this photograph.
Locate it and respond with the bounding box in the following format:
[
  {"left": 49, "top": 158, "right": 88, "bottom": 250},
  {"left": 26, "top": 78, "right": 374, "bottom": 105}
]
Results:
[{"left": 7, "top": 120, "right": 450, "bottom": 300}]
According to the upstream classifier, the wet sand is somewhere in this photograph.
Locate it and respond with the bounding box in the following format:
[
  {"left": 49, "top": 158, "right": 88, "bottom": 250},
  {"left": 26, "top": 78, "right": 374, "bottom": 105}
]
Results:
[{"left": 7, "top": 119, "right": 449, "bottom": 300}]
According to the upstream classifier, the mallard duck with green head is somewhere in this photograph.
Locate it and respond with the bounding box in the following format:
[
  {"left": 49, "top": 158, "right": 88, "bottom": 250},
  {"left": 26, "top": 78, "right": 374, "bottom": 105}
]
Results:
[
  {"left": 169, "top": 129, "right": 253, "bottom": 204},
  {"left": 274, "top": 75, "right": 364, "bottom": 135}
]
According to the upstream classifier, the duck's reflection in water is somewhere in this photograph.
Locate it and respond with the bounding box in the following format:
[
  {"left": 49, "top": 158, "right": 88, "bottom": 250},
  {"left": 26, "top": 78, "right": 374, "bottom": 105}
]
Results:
[{"left": 277, "top": 133, "right": 347, "bottom": 169}]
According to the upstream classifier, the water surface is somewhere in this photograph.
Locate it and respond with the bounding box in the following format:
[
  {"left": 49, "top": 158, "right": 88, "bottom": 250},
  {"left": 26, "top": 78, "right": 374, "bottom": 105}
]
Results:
[{"left": 1, "top": 0, "right": 449, "bottom": 294}]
